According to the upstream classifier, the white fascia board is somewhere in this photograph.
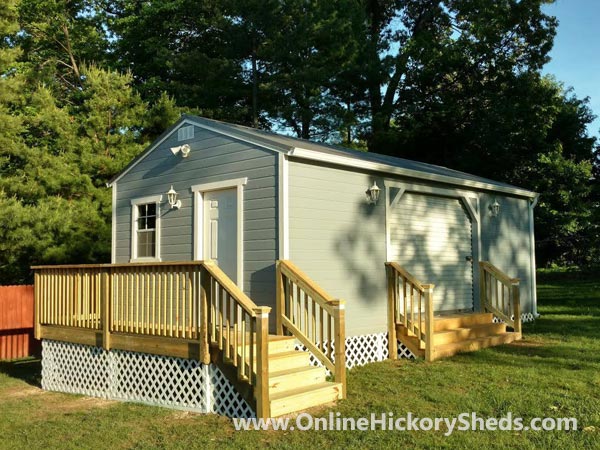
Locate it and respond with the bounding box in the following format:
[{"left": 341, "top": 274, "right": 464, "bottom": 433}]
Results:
[{"left": 291, "top": 147, "right": 537, "bottom": 199}]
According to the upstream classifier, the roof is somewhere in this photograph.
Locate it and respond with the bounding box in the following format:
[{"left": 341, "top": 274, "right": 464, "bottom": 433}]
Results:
[{"left": 108, "top": 114, "right": 537, "bottom": 199}]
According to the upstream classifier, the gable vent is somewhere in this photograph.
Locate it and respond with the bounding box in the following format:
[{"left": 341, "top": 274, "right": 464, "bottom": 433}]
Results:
[{"left": 177, "top": 125, "right": 194, "bottom": 141}]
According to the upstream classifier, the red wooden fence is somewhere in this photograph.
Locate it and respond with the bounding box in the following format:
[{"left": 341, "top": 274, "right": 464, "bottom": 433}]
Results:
[{"left": 0, "top": 285, "right": 38, "bottom": 360}]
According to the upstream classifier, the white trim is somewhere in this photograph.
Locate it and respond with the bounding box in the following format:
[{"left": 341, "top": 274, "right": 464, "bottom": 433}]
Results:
[
  {"left": 192, "top": 178, "right": 247, "bottom": 288},
  {"left": 278, "top": 154, "right": 289, "bottom": 259},
  {"left": 384, "top": 185, "right": 406, "bottom": 260},
  {"left": 529, "top": 195, "right": 539, "bottom": 316},
  {"left": 111, "top": 183, "right": 117, "bottom": 264},
  {"left": 384, "top": 181, "right": 481, "bottom": 309},
  {"left": 130, "top": 195, "right": 163, "bottom": 263},
  {"left": 292, "top": 148, "right": 536, "bottom": 199},
  {"left": 190, "top": 177, "right": 248, "bottom": 194}
]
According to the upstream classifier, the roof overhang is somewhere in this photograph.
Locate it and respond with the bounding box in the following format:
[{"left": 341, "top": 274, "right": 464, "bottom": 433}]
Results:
[{"left": 289, "top": 147, "right": 538, "bottom": 199}]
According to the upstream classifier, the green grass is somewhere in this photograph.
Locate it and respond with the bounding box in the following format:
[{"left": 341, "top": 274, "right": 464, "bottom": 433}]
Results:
[{"left": 1, "top": 270, "right": 599, "bottom": 449}]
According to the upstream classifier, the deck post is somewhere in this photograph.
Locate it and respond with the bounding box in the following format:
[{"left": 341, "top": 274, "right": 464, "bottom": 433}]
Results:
[
  {"left": 275, "top": 261, "right": 284, "bottom": 335},
  {"left": 253, "top": 306, "right": 271, "bottom": 419},
  {"left": 101, "top": 270, "right": 111, "bottom": 350},
  {"left": 386, "top": 264, "right": 398, "bottom": 360},
  {"left": 511, "top": 279, "right": 522, "bottom": 337},
  {"left": 34, "top": 272, "right": 41, "bottom": 340},
  {"left": 423, "top": 284, "right": 435, "bottom": 362},
  {"left": 478, "top": 262, "right": 486, "bottom": 313},
  {"left": 331, "top": 299, "right": 346, "bottom": 399},
  {"left": 199, "top": 265, "right": 211, "bottom": 364}
]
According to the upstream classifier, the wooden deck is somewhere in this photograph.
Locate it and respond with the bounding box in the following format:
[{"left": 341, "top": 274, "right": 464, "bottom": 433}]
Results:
[{"left": 32, "top": 260, "right": 346, "bottom": 418}]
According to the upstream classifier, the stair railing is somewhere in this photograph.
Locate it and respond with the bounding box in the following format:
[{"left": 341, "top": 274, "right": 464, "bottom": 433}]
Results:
[
  {"left": 385, "top": 262, "right": 435, "bottom": 361},
  {"left": 479, "top": 261, "right": 521, "bottom": 336},
  {"left": 275, "top": 260, "right": 346, "bottom": 398},
  {"left": 201, "top": 261, "right": 270, "bottom": 418}
]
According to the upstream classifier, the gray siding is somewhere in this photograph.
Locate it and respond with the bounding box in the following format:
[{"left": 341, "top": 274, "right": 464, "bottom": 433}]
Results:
[
  {"left": 479, "top": 193, "right": 534, "bottom": 314},
  {"left": 288, "top": 159, "right": 536, "bottom": 337},
  {"left": 114, "top": 124, "right": 279, "bottom": 308},
  {"left": 288, "top": 160, "right": 388, "bottom": 336}
]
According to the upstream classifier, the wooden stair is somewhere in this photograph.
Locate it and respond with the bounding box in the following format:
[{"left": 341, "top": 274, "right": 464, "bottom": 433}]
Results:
[
  {"left": 224, "top": 334, "right": 343, "bottom": 417},
  {"left": 396, "top": 313, "right": 520, "bottom": 360}
]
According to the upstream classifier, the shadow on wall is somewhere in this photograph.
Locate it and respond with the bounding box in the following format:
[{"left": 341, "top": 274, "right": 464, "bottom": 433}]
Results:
[
  {"left": 333, "top": 191, "right": 477, "bottom": 312},
  {"left": 333, "top": 200, "right": 384, "bottom": 304}
]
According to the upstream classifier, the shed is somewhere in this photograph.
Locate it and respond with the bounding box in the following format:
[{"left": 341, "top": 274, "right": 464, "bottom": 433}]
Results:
[{"left": 108, "top": 114, "right": 538, "bottom": 346}]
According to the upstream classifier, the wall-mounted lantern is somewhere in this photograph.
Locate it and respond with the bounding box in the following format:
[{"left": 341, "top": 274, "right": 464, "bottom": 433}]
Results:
[
  {"left": 490, "top": 199, "right": 500, "bottom": 217},
  {"left": 365, "top": 181, "right": 380, "bottom": 205},
  {"left": 167, "top": 185, "right": 182, "bottom": 209}
]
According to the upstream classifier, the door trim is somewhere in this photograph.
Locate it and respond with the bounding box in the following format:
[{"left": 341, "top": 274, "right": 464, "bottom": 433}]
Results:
[
  {"left": 191, "top": 177, "right": 248, "bottom": 288},
  {"left": 384, "top": 181, "right": 481, "bottom": 309}
]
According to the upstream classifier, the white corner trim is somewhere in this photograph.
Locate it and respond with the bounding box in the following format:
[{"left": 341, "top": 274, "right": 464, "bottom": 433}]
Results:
[
  {"left": 278, "top": 154, "right": 289, "bottom": 259},
  {"left": 111, "top": 183, "right": 117, "bottom": 264},
  {"left": 384, "top": 185, "right": 406, "bottom": 261},
  {"left": 293, "top": 148, "right": 536, "bottom": 199},
  {"left": 130, "top": 194, "right": 162, "bottom": 263},
  {"left": 529, "top": 195, "right": 539, "bottom": 316},
  {"left": 192, "top": 178, "right": 246, "bottom": 289},
  {"left": 191, "top": 177, "right": 248, "bottom": 193}
]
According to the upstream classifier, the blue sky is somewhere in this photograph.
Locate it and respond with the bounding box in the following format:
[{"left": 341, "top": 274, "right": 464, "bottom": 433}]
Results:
[{"left": 543, "top": 0, "right": 600, "bottom": 138}]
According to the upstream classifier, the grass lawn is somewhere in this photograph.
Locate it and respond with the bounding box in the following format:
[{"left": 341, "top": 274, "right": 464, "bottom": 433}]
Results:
[{"left": 1, "top": 270, "right": 599, "bottom": 449}]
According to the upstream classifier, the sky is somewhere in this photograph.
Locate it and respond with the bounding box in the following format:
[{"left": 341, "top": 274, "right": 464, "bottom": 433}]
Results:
[{"left": 543, "top": 0, "right": 600, "bottom": 138}]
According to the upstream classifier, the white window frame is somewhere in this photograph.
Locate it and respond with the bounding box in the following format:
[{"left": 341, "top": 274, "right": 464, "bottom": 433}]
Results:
[
  {"left": 191, "top": 177, "right": 248, "bottom": 288},
  {"left": 130, "top": 194, "right": 163, "bottom": 263}
]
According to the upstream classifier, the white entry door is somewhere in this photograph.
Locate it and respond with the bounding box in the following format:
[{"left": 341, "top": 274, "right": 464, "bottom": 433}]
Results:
[
  {"left": 390, "top": 193, "right": 474, "bottom": 312},
  {"left": 204, "top": 188, "right": 238, "bottom": 283}
]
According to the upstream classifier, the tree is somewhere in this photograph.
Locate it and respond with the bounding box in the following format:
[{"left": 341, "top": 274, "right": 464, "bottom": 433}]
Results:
[{"left": 0, "top": 0, "right": 179, "bottom": 283}]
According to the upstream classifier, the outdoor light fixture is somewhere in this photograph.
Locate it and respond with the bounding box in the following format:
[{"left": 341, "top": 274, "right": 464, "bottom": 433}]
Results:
[
  {"left": 490, "top": 199, "right": 500, "bottom": 217},
  {"left": 365, "top": 181, "right": 381, "bottom": 205},
  {"left": 170, "top": 144, "right": 191, "bottom": 158},
  {"left": 167, "top": 185, "right": 181, "bottom": 209}
]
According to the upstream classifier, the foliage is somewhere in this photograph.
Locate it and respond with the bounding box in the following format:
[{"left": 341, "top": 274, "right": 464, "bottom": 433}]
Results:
[
  {"left": 0, "top": 1, "right": 180, "bottom": 284},
  {"left": 0, "top": 0, "right": 598, "bottom": 281}
]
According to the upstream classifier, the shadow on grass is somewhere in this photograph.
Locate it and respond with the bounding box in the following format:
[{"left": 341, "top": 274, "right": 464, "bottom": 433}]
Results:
[{"left": 0, "top": 358, "right": 42, "bottom": 387}]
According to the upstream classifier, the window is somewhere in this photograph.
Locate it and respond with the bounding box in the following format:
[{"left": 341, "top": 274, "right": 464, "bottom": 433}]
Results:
[
  {"left": 131, "top": 195, "right": 162, "bottom": 262},
  {"left": 136, "top": 203, "right": 157, "bottom": 258}
]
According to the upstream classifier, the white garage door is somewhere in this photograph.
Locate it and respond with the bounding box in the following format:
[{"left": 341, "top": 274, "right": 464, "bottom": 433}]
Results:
[{"left": 390, "top": 193, "right": 474, "bottom": 312}]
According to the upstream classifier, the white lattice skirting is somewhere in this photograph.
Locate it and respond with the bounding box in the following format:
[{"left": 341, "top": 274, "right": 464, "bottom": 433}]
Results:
[
  {"left": 296, "top": 332, "right": 416, "bottom": 372},
  {"left": 493, "top": 312, "right": 537, "bottom": 324},
  {"left": 41, "top": 340, "right": 255, "bottom": 418}
]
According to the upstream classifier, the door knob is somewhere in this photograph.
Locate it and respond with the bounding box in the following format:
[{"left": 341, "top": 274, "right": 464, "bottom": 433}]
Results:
[{"left": 465, "top": 256, "right": 473, "bottom": 262}]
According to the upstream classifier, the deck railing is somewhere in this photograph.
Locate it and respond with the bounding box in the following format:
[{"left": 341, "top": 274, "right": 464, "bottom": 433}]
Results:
[
  {"left": 385, "top": 262, "right": 435, "bottom": 361},
  {"left": 276, "top": 260, "right": 346, "bottom": 398},
  {"left": 32, "top": 261, "right": 271, "bottom": 418},
  {"left": 479, "top": 261, "right": 521, "bottom": 336}
]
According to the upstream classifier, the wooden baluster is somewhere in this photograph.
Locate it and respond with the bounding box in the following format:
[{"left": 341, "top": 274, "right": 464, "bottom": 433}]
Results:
[
  {"left": 319, "top": 305, "right": 324, "bottom": 353},
  {"left": 249, "top": 313, "right": 255, "bottom": 381},
  {"left": 402, "top": 278, "right": 408, "bottom": 329},
  {"left": 239, "top": 311, "right": 246, "bottom": 379},
  {"left": 311, "top": 298, "right": 317, "bottom": 342},
  {"left": 225, "top": 292, "right": 231, "bottom": 359},
  {"left": 418, "top": 290, "right": 423, "bottom": 344}
]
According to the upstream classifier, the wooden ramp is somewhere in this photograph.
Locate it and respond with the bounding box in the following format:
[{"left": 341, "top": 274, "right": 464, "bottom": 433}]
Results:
[{"left": 396, "top": 312, "right": 520, "bottom": 360}]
